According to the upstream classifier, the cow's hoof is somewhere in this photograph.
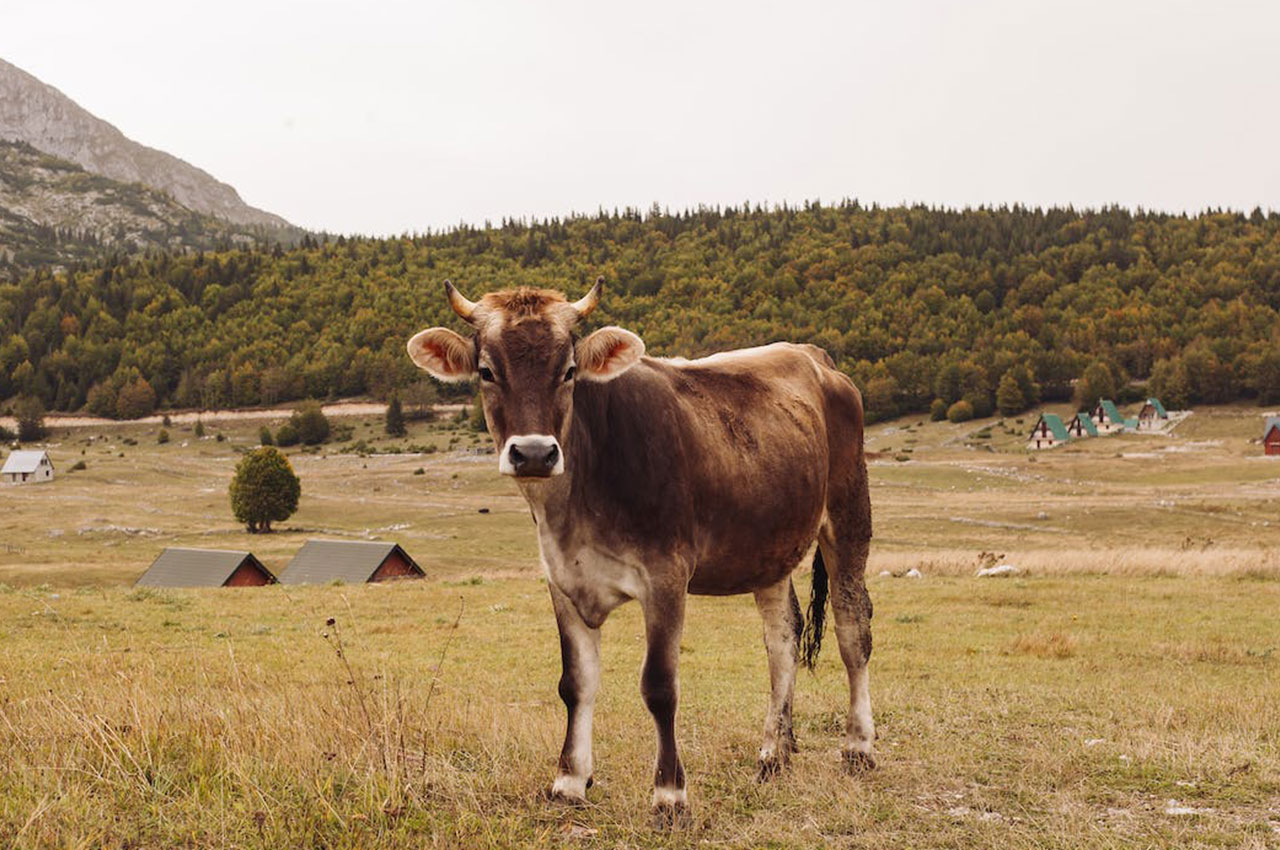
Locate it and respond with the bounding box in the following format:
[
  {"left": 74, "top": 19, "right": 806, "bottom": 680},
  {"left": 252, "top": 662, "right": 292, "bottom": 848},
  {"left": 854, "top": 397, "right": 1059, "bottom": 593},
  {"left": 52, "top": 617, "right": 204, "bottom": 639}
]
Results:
[
  {"left": 842, "top": 749, "right": 877, "bottom": 775},
  {"left": 650, "top": 787, "right": 690, "bottom": 830},
  {"left": 548, "top": 774, "right": 590, "bottom": 806},
  {"left": 756, "top": 754, "right": 789, "bottom": 782}
]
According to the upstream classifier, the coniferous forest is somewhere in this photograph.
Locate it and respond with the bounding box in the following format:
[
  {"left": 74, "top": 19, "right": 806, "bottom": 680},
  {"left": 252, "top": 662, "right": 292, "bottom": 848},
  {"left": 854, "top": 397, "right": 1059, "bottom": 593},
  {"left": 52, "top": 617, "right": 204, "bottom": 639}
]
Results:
[{"left": 2, "top": 201, "right": 1279, "bottom": 423}]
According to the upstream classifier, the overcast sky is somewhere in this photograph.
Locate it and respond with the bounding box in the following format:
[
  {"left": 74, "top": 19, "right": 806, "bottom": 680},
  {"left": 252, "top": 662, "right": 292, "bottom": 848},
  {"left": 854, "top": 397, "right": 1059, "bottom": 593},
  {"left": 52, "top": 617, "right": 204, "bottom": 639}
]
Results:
[{"left": 3, "top": 1, "right": 1278, "bottom": 234}]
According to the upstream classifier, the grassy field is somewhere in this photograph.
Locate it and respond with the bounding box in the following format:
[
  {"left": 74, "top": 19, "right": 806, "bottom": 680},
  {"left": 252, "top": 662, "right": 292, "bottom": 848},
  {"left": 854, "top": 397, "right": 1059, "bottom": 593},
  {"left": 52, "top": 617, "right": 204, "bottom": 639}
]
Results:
[{"left": 2, "top": 402, "right": 1278, "bottom": 848}]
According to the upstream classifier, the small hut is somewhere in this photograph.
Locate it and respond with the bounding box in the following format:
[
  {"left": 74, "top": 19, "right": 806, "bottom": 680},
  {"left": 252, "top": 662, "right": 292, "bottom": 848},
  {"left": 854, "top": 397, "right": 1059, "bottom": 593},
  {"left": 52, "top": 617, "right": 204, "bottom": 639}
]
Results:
[
  {"left": 1028, "top": 413, "right": 1070, "bottom": 450},
  {"left": 1264, "top": 417, "right": 1280, "bottom": 457},
  {"left": 278, "top": 540, "right": 424, "bottom": 585},
  {"left": 1, "top": 450, "right": 54, "bottom": 484},
  {"left": 1137, "top": 397, "right": 1169, "bottom": 430},
  {"left": 1067, "top": 412, "right": 1098, "bottom": 438},
  {"left": 1091, "top": 399, "right": 1134, "bottom": 434},
  {"left": 136, "top": 548, "right": 276, "bottom": 587}
]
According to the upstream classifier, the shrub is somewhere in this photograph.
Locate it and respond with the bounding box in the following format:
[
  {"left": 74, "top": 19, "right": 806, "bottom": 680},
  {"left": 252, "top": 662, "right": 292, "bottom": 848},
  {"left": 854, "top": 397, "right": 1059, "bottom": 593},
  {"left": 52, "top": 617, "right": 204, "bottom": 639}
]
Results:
[
  {"left": 290, "top": 401, "right": 330, "bottom": 445},
  {"left": 194, "top": 420, "right": 205, "bottom": 438},
  {"left": 157, "top": 429, "right": 170, "bottom": 444},
  {"left": 929, "top": 398, "right": 948, "bottom": 421},
  {"left": 275, "top": 423, "right": 300, "bottom": 447},
  {"left": 259, "top": 425, "right": 274, "bottom": 446},
  {"left": 229, "top": 446, "right": 301, "bottom": 533},
  {"left": 69, "top": 460, "right": 87, "bottom": 471},
  {"left": 947, "top": 400, "right": 975, "bottom": 423}
]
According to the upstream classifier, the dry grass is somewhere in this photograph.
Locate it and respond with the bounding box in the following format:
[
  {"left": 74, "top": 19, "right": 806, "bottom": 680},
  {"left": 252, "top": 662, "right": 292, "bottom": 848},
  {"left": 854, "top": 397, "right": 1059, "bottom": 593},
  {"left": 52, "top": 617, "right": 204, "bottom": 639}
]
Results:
[{"left": 1, "top": 404, "right": 1279, "bottom": 847}]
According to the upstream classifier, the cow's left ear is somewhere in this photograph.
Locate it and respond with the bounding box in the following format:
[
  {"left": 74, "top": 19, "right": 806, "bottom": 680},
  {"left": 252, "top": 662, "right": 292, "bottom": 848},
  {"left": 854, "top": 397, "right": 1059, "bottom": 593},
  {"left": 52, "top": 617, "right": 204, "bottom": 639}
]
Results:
[
  {"left": 407, "top": 327, "right": 477, "bottom": 382},
  {"left": 576, "top": 326, "right": 645, "bottom": 382}
]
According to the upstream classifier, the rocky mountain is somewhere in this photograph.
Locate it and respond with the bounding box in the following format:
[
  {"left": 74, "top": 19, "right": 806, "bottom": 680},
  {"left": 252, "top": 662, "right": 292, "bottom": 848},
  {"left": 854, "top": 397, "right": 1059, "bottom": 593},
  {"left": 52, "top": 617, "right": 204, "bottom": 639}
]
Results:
[
  {"left": 0, "top": 139, "right": 284, "bottom": 280},
  {"left": 0, "top": 57, "right": 290, "bottom": 229}
]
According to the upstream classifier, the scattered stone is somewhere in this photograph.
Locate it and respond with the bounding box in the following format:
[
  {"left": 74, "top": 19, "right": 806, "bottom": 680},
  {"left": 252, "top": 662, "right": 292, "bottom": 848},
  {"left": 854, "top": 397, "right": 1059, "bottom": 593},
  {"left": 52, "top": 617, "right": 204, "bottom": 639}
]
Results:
[
  {"left": 904, "top": 568, "right": 923, "bottom": 578},
  {"left": 1084, "top": 738, "right": 1105, "bottom": 747},
  {"left": 976, "top": 564, "right": 1020, "bottom": 577},
  {"left": 878, "top": 570, "right": 892, "bottom": 578},
  {"left": 1164, "top": 799, "right": 1211, "bottom": 816},
  {"left": 1036, "top": 511, "right": 1049, "bottom": 520}
]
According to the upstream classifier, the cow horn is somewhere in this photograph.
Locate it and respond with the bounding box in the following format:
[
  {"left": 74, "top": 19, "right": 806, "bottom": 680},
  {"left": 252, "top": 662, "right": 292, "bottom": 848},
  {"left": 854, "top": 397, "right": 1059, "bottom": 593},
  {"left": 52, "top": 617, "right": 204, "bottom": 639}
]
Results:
[
  {"left": 571, "top": 277, "right": 603, "bottom": 320},
  {"left": 444, "top": 280, "right": 478, "bottom": 323}
]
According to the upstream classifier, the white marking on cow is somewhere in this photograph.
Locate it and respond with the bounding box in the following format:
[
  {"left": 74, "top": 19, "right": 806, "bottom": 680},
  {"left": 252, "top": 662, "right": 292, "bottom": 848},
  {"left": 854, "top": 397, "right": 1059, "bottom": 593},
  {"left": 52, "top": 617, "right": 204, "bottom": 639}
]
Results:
[
  {"left": 497, "top": 435, "right": 565, "bottom": 476},
  {"left": 527, "top": 500, "right": 645, "bottom": 627},
  {"left": 552, "top": 772, "right": 589, "bottom": 801},
  {"left": 846, "top": 665, "right": 875, "bottom": 756},
  {"left": 651, "top": 785, "right": 688, "bottom": 809}
]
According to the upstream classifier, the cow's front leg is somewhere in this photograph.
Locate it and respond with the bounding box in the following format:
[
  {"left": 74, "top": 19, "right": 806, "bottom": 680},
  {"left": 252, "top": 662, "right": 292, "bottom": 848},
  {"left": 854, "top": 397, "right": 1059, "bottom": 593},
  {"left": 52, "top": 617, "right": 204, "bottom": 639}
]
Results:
[
  {"left": 549, "top": 583, "right": 601, "bottom": 804},
  {"left": 641, "top": 586, "right": 687, "bottom": 823}
]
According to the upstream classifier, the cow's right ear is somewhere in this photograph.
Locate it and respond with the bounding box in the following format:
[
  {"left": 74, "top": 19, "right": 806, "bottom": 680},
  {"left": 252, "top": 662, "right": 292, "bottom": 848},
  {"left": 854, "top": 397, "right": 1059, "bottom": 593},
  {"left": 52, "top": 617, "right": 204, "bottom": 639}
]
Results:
[{"left": 407, "top": 327, "right": 477, "bottom": 382}]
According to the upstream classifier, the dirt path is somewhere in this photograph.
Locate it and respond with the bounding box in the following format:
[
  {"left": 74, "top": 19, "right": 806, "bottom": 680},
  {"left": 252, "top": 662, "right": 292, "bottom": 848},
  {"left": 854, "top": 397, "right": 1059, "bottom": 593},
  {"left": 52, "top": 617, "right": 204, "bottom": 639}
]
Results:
[{"left": 0, "top": 401, "right": 470, "bottom": 430}]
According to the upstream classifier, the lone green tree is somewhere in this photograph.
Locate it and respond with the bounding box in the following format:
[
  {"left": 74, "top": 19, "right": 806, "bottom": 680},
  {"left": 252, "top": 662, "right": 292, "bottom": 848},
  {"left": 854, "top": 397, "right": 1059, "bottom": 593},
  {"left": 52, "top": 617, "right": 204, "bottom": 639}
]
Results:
[
  {"left": 229, "top": 446, "right": 301, "bottom": 533},
  {"left": 996, "top": 372, "right": 1027, "bottom": 416},
  {"left": 385, "top": 394, "right": 406, "bottom": 437},
  {"left": 15, "top": 396, "right": 46, "bottom": 442},
  {"left": 290, "top": 401, "right": 330, "bottom": 445}
]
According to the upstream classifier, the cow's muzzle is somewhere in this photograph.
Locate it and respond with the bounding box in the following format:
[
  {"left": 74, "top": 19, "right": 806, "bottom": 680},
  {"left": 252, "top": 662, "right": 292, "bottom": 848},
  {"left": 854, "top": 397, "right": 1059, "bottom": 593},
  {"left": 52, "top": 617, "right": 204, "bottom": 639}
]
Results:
[{"left": 499, "top": 435, "right": 564, "bottom": 478}]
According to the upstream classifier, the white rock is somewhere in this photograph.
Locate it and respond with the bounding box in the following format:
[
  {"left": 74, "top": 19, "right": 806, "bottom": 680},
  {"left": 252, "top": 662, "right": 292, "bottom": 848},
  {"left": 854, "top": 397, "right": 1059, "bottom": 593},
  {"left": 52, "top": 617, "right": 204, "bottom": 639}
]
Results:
[
  {"left": 878, "top": 570, "right": 892, "bottom": 577},
  {"left": 1084, "top": 738, "right": 1105, "bottom": 747},
  {"left": 904, "top": 568, "right": 922, "bottom": 578},
  {"left": 976, "top": 564, "right": 1020, "bottom": 577}
]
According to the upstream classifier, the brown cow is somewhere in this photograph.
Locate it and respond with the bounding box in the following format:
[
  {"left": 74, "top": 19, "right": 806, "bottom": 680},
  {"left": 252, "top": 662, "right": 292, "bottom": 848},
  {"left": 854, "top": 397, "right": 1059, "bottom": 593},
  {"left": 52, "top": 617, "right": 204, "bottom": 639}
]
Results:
[{"left": 407, "top": 280, "right": 874, "bottom": 819}]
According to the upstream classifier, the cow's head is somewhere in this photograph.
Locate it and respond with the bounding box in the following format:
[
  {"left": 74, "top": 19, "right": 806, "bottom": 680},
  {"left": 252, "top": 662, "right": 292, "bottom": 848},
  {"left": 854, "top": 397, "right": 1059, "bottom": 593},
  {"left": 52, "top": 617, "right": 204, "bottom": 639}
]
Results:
[{"left": 407, "top": 279, "right": 644, "bottom": 478}]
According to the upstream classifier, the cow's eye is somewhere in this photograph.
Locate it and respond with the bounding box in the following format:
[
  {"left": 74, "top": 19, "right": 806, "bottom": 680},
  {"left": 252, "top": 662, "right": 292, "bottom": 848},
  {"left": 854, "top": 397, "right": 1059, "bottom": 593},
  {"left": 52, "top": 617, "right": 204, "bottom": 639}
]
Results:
[
  {"left": 478, "top": 366, "right": 495, "bottom": 383},
  {"left": 563, "top": 365, "right": 576, "bottom": 383}
]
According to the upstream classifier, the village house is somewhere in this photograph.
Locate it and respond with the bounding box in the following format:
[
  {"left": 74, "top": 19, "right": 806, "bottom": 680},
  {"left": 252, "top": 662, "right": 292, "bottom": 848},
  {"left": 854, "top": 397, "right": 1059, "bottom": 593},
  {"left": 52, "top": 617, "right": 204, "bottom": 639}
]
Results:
[
  {"left": 1027, "top": 413, "right": 1070, "bottom": 450},
  {"left": 1, "top": 450, "right": 54, "bottom": 484},
  {"left": 135, "top": 548, "right": 276, "bottom": 587},
  {"left": 1137, "top": 397, "right": 1169, "bottom": 430},
  {"left": 1264, "top": 417, "right": 1280, "bottom": 457},
  {"left": 1067, "top": 412, "right": 1098, "bottom": 438},
  {"left": 1091, "top": 399, "right": 1135, "bottom": 435},
  {"left": 278, "top": 540, "right": 424, "bottom": 585}
]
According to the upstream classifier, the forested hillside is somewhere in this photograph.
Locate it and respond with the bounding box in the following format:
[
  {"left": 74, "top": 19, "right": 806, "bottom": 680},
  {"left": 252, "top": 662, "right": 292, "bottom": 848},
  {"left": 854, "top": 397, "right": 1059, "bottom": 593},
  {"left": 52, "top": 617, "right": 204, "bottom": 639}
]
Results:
[{"left": 3, "top": 202, "right": 1279, "bottom": 421}]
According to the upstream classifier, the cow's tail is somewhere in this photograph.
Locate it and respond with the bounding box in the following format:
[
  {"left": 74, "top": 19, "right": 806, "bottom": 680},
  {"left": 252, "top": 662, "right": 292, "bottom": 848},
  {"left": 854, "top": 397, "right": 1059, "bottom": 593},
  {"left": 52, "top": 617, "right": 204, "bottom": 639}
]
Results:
[{"left": 800, "top": 547, "right": 828, "bottom": 671}]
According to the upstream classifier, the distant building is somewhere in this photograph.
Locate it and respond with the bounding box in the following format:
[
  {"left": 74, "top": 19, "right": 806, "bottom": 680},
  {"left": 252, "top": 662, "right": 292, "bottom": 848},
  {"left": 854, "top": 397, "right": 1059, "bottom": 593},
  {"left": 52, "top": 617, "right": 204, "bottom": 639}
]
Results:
[
  {"left": 1028, "top": 413, "right": 1070, "bottom": 450},
  {"left": 1, "top": 450, "right": 54, "bottom": 484},
  {"left": 1137, "top": 397, "right": 1169, "bottom": 430},
  {"left": 1091, "top": 399, "right": 1134, "bottom": 434},
  {"left": 1067, "top": 412, "right": 1098, "bottom": 438},
  {"left": 1264, "top": 417, "right": 1280, "bottom": 457},
  {"left": 278, "top": 540, "right": 424, "bottom": 585},
  {"left": 136, "top": 548, "right": 276, "bottom": 587}
]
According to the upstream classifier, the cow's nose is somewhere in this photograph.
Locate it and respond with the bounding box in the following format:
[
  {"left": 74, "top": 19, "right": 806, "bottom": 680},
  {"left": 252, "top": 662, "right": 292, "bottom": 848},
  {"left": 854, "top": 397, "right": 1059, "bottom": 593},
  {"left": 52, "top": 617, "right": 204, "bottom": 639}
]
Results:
[{"left": 504, "top": 437, "right": 562, "bottom": 477}]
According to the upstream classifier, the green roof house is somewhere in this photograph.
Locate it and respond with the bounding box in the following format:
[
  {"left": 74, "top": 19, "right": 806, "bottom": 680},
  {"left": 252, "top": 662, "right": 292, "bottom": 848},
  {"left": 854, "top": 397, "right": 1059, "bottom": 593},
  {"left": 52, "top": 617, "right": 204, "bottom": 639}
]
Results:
[
  {"left": 1138, "top": 397, "right": 1169, "bottom": 430},
  {"left": 1068, "top": 412, "right": 1098, "bottom": 437},
  {"left": 1091, "top": 399, "right": 1130, "bottom": 434},
  {"left": 1028, "top": 413, "right": 1070, "bottom": 450}
]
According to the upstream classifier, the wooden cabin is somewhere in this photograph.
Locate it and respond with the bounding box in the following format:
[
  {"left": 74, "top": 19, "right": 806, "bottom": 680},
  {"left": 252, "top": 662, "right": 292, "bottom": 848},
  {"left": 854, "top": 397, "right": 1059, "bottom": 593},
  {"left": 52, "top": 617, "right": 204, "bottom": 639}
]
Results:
[
  {"left": 1028, "top": 413, "right": 1070, "bottom": 450},
  {"left": 1137, "top": 397, "right": 1169, "bottom": 430},
  {"left": 1067, "top": 412, "right": 1098, "bottom": 438},
  {"left": 1, "top": 450, "right": 54, "bottom": 484},
  {"left": 278, "top": 540, "right": 424, "bottom": 585},
  {"left": 136, "top": 548, "right": 276, "bottom": 587},
  {"left": 1265, "top": 417, "right": 1280, "bottom": 457}
]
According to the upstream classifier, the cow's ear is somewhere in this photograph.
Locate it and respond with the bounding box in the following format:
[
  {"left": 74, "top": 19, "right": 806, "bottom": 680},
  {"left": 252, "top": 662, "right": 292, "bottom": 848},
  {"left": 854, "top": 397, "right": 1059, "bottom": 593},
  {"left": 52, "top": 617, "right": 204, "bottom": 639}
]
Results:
[
  {"left": 407, "top": 327, "right": 477, "bottom": 382},
  {"left": 576, "top": 326, "right": 645, "bottom": 382}
]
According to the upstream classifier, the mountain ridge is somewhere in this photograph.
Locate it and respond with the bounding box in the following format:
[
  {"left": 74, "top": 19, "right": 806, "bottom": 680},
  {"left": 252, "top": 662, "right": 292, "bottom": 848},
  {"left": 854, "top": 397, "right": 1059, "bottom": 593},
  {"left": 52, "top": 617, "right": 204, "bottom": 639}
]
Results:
[{"left": 0, "top": 57, "right": 290, "bottom": 230}]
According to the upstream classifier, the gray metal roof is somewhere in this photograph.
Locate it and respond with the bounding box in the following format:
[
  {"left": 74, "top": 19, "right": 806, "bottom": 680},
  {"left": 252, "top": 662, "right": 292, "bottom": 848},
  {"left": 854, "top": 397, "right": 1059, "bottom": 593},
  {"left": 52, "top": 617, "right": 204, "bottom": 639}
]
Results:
[
  {"left": 2, "top": 450, "right": 52, "bottom": 474},
  {"left": 278, "top": 539, "right": 423, "bottom": 585},
  {"left": 1265, "top": 417, "right": 1280, "bottom": 438},
  {"left": 135, "top": 547, "right": 275, "bottom": 588}
]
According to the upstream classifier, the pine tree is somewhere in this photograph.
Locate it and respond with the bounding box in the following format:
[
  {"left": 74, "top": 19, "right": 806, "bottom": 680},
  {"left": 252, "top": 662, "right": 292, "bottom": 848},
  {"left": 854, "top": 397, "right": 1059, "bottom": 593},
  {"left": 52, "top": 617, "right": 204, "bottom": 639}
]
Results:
[
  {"left": 229, "top": 447, "right": 301, "bottom": 533},
  {"left": 385, "top": 394, "right": 406, "bottom": 437}
]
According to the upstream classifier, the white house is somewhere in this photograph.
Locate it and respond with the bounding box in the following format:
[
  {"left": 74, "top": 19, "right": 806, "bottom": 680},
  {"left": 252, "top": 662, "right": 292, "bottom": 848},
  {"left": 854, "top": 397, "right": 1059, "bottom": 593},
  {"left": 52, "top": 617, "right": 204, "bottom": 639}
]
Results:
[{"left": 1, "top": 450, "right": 54, "bottom": 484}]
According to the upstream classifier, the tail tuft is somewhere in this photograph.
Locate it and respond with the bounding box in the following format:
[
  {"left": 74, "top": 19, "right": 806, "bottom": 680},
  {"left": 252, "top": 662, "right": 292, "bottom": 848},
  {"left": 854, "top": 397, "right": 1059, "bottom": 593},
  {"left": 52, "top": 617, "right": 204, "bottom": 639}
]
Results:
[{"left": 800, "top": 547, "right": 828, "bottom": 670}]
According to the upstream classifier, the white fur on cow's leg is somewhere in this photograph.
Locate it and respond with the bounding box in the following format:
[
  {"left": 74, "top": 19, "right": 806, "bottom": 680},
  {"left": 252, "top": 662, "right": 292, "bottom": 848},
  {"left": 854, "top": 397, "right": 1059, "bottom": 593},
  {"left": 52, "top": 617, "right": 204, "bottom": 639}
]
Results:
[
  {"left": 842, "top": 663, "right": 876, "bottom": 772},
  {"left": 549, "top": 583, "right": 601, "bottom": 803},
  {"left": 754, "top": 577, "right": 800, "bottom": 781},
  {"left": 650, "top": 785, "right": 690, "bottom": 830}
]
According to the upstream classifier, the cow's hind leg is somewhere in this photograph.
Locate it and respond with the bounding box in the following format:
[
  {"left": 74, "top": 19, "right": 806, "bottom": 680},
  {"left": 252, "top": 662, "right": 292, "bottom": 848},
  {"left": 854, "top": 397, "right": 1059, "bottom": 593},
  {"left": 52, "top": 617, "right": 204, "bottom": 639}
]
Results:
[
  {"left": 549, "top": 583, "right": 601, "bottom": 803},
  {"left": 753, "top": 576, "right": 801, "bottom": 780},
  {"left": 818, "top": 506, "right": 875, "bottom": 772}
]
